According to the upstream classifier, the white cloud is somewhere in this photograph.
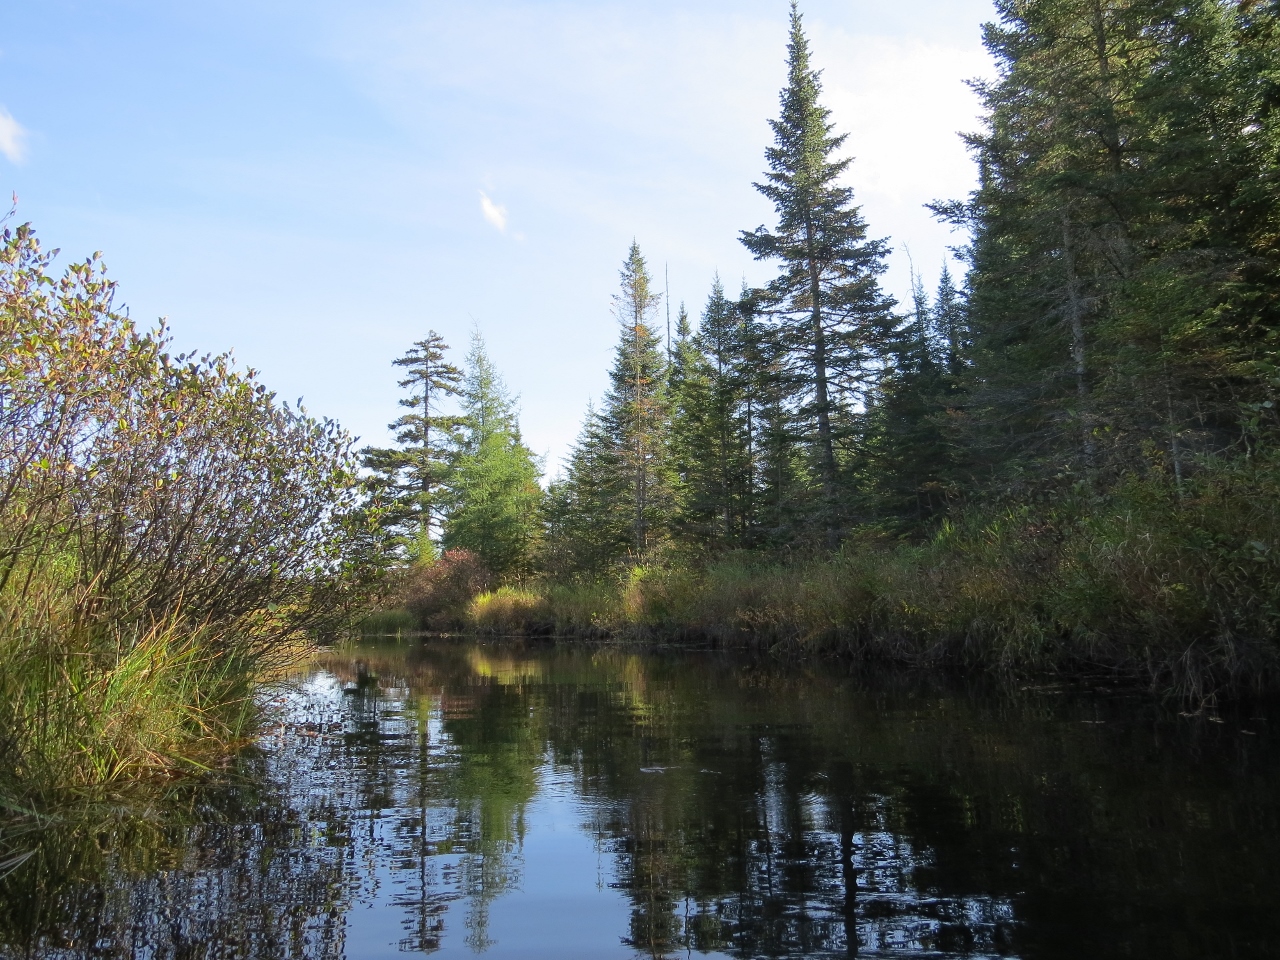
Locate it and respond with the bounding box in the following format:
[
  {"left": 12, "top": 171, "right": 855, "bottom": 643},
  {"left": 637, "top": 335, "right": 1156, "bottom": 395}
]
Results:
[
  {"left": 0, "top": 107, "right": 26, "bottom": 163},
  {"left": 479, "top": 190, "right": 508, "bottom": 232}
]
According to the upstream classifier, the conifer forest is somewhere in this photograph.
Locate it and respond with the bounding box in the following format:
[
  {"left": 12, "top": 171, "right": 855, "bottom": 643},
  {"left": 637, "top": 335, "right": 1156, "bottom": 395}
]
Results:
[
  {"left": 5, "top": 4, "right": 1280, "bottom": 957},
  {"left": 361, "top": 0, "right": 1280, "bottom": 699},
  {"left": 2, "top": 0, "right": 1279, "bottom": 808}
]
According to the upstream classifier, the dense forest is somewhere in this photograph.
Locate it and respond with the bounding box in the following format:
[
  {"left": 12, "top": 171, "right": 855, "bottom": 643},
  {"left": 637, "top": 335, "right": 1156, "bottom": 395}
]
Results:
[{"left": 364, "top": 0, "right": 1280, "bottom": 697}]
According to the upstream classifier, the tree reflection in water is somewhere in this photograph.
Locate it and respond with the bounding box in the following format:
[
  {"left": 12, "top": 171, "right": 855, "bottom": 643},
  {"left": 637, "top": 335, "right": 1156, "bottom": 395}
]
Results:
[{"left": 0, "top": 640, "right": 1276, "bottom": 959}]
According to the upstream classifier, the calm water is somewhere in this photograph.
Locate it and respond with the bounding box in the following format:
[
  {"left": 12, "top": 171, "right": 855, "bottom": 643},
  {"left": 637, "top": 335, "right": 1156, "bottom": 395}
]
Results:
[{"left": 2, "top": 640, "right": 1277, "bottom": 959}]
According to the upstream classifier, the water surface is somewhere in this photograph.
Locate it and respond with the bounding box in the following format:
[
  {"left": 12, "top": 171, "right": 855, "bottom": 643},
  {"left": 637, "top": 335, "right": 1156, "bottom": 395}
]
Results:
[{"left": 2, "top": 640, "right": 1277, "bottom": 958}]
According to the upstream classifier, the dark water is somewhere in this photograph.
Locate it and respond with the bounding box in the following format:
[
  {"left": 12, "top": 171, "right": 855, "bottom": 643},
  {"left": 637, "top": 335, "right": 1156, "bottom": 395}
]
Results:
[{"left": 2, "top": 640, "right": 1278, "bottom": 959}]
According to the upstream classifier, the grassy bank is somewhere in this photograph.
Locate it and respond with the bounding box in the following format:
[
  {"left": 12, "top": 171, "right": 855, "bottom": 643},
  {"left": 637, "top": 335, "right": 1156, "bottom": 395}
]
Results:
[
  {"left": 0, "top": 577, "right": 273, "bottom": 804},
  {"left": 408, "top": 463, "right": 1280, "bottom": 699}
]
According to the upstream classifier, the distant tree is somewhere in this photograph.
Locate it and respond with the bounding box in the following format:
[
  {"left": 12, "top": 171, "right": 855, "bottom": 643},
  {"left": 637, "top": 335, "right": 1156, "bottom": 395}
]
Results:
[
  {"left": 442, "top": 332, "right": 543, "bottom": 579},
  {"left": 543, "top": 402, "right": 627, "bottom": 574},
  {"left": 547, "top": 243, "right": 675, "bottom": 570},
  {"left": 858, "top": 265, "right": 964, "bottom": 527},
  {"left": 668, "top": 281, "right": 760, "bottom": 550},
  {"left": 600, "top": 242, "right": 675, "bottom": 556},
  {"left": 361, "top": 331, "right": 462, "bottom": 561}
]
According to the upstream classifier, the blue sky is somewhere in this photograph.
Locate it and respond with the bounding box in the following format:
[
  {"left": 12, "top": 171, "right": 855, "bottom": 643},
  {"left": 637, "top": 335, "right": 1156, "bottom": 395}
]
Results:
[{"left": 1, "top": 0, "right": 996, "bottom": 473}]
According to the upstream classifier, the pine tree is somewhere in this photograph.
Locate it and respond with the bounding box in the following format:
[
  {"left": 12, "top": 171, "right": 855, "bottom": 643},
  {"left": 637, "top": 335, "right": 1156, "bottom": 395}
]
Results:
[
  {"left": 361, "top": 332, "right": 462, "bottom": 561},
  {"left": 442, "top": 332, "right": 543, "bottom": 579},
  {"left": 740, "top": 1, "right": 895, "bottom": 543}
]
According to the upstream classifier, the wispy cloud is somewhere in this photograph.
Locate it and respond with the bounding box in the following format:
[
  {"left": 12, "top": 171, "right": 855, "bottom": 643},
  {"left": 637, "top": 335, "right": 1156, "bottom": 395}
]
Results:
[
  {"left": 0, "top": 108, "right": 27, "bottom": 163},
  {"left": 479, "top": 190, "right": 507, "bottom": 232}
]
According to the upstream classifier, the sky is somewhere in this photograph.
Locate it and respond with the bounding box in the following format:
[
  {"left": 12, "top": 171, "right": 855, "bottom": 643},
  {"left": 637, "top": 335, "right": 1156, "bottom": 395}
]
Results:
[{"left": 0, "top": 0, "right": 997, "bottom": 475}]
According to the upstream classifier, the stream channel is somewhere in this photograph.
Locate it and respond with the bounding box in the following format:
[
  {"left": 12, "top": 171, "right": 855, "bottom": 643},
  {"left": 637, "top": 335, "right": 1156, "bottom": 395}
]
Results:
[{"left": 3, "top": 639, "right": 1278, "bottom": 959}]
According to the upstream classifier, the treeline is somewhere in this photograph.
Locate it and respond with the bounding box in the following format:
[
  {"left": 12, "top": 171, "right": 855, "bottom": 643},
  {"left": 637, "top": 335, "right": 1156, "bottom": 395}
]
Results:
[
  {"left": 543, "top": 0, "right": 1280, "bottom": 567},
  {"left": 369, "top": 0, "right": 1280, "bottom": 693}
]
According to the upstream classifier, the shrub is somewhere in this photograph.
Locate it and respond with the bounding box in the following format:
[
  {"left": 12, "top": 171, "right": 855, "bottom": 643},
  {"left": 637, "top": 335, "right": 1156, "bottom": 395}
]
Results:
[
  {"left": 402, "top": 550, "right": 493, "bottom": 629},
  {"left": 0, "top": 220, "right": 386, "bottom": 800}
]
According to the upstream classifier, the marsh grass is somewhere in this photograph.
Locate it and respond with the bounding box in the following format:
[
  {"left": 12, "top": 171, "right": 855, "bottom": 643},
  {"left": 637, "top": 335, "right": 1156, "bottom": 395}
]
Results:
[
  {"left": 464, "top": 464, "right": 1280, "bottom": 698},
  {"left": 358, "top": 607, "right": 418, "bottom": 638},
  {"left": 0, "top": 575, "right": 266, "bottom": 804}
]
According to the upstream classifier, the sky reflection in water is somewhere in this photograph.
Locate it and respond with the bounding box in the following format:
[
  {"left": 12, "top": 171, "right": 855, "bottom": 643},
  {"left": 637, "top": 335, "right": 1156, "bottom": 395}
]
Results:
[{"left": 2, "top": 640, "right": 1277, "bottom": 959}]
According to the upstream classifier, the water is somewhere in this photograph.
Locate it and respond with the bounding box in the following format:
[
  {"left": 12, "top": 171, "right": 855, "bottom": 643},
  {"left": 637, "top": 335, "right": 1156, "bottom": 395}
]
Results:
[{"left": 2, "top": 640, "right": 1277, "bottom": 959}]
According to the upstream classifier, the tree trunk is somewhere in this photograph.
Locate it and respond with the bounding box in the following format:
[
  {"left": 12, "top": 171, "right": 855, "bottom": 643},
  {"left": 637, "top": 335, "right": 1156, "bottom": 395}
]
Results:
[
  {"left": 1062, "top": 213, "right": 1094, "bottom": 467},
  {"left": 805, "top": 215, "right": 838, "bottom": 546}
]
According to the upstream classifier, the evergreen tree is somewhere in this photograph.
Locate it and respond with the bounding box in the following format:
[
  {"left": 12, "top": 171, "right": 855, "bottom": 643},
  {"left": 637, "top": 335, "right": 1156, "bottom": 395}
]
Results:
[
  {"left": 858, "top": 266, "right": 963, "bottom": 526},
  {"left": 442, "top": 332, "right": 543, "bottom": 579},
  {"left": 544, "top": 403, "right": 625, "bottom": 575},
  {"left": 362, "top": 332, "right": 462, "bottom": 561},
  {"left": 599, "top": 242, "right": 675, "bottom": 557},
  {"left": 547, "top": 243, "right": 675, "bottom": 570},
  {"left": 667, "top": 302, "right": 713, "bottom": 546},
  {"left": 668, "top": 293, "right": 760, "bottom": 551},
  {"left": 949, "top": 0, "right": 1280, "bottom": 487},
  {"left": 741, "top": 1, "right": 896, "bottom": 543}
]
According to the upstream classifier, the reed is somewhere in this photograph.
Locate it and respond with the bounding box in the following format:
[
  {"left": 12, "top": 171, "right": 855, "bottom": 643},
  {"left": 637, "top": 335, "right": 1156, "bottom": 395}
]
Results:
[{"left": 0, "top": 575, "right": 264, "bottom": 803}]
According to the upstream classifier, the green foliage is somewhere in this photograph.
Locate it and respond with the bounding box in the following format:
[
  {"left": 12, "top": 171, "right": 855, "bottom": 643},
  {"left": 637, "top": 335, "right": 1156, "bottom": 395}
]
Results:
[
  {"left": 361, "top": 331, "right": 463, "bottom": 561},
  {"left": 0, "top": 220, "right": 381, "bottom": 799},
  {"left": 400, "top": 2, "right": 1280, "bottom": 692},
  {"left": 0, "top": 574, "right": 262, "bottom": 802},
  {"left": 546, "top": 243, "right": 675, "bottom": 572},
  {"left": 950, "top": 0, "right": 1280, "bottom": 484},
  {"left": 442, "top": 332, "right": 543, "bottom": 579},
  {"left": 739, "top": 1, "right": 896, "bottom": 540},
  {"left": 479, "top": 452, "right": 1280, "bottom": 695},
  {"left": 0, "top": 222, "right": 376, "bottom": 644},
  {"left": 668, "top": 282, "right": 757, "bottom": 550}
]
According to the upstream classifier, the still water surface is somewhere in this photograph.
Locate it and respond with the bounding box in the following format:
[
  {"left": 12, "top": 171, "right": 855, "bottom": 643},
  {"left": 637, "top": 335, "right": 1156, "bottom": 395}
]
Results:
[{"left": 3, "top": 640, "right": 1278, "bottom": 959}]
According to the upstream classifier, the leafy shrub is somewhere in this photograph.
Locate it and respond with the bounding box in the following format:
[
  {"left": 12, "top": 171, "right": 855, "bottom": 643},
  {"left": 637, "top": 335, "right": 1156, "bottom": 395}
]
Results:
[
  {"left": 0, "top": 220, "right": 386, "bottom": 799},
  {"left": 0, "top": 221, "right": 380, "bottom": 645},
  {"left": 402, "top": 550, "right": 492, "bottom": 629}
]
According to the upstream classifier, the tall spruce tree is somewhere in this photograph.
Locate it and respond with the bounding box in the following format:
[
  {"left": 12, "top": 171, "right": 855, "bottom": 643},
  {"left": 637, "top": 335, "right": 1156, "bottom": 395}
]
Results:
[
  {"left": 547, "top": 243, "right": 674, "bottom": 570},
  {"left": 601, "top": 242, "right": 675, "bottom": 556},
  {"left": 741, "top": 1, "right": 895, "bottom": 544}
]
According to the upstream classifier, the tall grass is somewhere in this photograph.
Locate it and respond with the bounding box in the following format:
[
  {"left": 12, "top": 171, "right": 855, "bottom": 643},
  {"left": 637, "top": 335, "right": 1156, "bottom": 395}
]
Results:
[
  {"left": 461, "top": 462, "right": 1280, "bottom": 698},
  {"left": 0, "top": 575, "right": 265, "bottom": 803}
]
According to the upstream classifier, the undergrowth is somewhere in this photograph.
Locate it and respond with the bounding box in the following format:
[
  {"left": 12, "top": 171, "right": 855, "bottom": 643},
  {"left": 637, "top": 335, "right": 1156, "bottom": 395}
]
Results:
[
  {"left": 453, "top": 461, "right": 1280, "bottom": 699},
  {"left": 0, "top": 576, "right": 267, "bottom": 804}
]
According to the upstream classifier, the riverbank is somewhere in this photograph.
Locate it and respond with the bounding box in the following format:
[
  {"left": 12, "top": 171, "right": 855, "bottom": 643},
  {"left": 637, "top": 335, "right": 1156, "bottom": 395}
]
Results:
[
  {"left": 0, "top": 223, "right": 377, "bottom": 803},
  {"left": 390, "top": 465, "right": 1280, "bottom": 700},
  {"left": 0, "top": 575, "right": 292, "bottom": 805}
]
